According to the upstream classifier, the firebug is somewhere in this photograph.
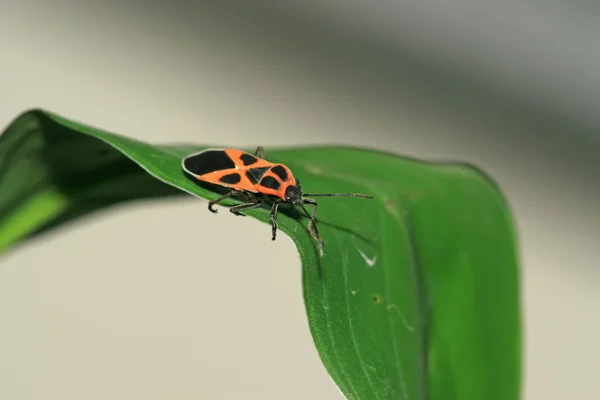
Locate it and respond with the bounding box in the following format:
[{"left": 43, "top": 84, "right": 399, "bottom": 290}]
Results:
[{"left": 182, "top": 146, "right": 373, "bottom": 255}]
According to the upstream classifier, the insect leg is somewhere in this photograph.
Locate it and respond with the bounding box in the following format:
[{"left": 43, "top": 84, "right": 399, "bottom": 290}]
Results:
[
  {"left": 302, "top": 198, "right": 324, "bottom": 255},
  {"left": 229, "top": 200, "right": 262, "bottom": 216},
  {"left": 255, "top": 146, "right": 265, "bottom": 159},
  {"left": 269, "top": 201, "right": 280, "bottom": 240},
  {"left": 208, "top": 190, "right": 245, "bottom": 213},
  {"left": 302, "top": 198, "right": 319, "bottom": 238}
]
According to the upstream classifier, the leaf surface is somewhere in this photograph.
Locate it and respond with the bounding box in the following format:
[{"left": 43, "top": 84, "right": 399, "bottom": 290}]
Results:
[{"left": 0, "top": 110, "right": 521, "bottom": 400}]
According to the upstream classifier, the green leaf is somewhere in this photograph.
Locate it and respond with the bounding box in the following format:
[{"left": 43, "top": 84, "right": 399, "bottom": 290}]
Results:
[{"left": 0, "top": 109, "right": 521, "bottom": 400}]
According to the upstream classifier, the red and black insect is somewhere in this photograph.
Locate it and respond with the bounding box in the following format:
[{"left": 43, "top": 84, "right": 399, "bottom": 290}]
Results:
[{"left": 182, "top": 146, "right": 373, "bottom": 255}]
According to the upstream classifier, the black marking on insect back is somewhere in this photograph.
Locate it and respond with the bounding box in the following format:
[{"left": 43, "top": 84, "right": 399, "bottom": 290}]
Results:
[
  {"left": 245, "top": 170, "right": 259, "bottom": 185},
  {"left": 220, "top": 173, "right": 242, "bottom": 184},
  {"left": 240, "top": 153, "right": 258, "bottom": 166},
  {"left": 260, "top": 175, "right": 281, "bottom": 191},
  {"left": 246, "top": 167, "right": 270, "bottom": 184},
  {"left": 271, "top": 165, "right": 288, "bottom": 182},
  {"left": 184, "top": 150, "right": 235, "bottom": 176}
]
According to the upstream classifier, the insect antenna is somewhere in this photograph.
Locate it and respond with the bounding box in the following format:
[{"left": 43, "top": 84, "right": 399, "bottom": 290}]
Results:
[{"left": 302, "top": 193, "right": 374, "bottom": 199}]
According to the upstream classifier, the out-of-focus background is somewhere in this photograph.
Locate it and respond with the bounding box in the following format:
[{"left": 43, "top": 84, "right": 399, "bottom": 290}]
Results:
[{"left": 0, "top": 2, "right": 598, "bottom": 399}]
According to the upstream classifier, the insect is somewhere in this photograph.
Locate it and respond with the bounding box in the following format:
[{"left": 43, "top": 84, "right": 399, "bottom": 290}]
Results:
[{"left": 182, "top": 146, "right": 373, "bottom": 255}]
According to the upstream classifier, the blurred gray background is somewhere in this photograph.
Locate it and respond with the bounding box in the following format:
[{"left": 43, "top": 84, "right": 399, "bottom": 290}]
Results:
[{"left": 0, "top": 2, "right": 598, "bottom": 399}]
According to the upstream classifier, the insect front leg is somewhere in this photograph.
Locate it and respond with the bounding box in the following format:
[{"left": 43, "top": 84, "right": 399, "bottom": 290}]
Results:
[
  {"left": 229, "top": 199, "right": 262, "bottom": 216},
  {"left": 302, "top": 198, "right": 324, "bottom": 255},
  {"left": 302, "top": 198, "right": 319, "bottom": 239},
  {"left": 255, "top": 146, "right": 265, "bottom": 159},
  {"left": 269, "top": 200, "right": 280, "bottom": 240},
  {"left": 208, "top": 190, "right": 245, "bottom": 213}
]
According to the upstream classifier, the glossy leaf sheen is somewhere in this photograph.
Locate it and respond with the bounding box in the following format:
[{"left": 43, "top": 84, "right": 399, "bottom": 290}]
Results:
[{"left": 0, "top": 110, "right": 521, "bottom": 400}]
